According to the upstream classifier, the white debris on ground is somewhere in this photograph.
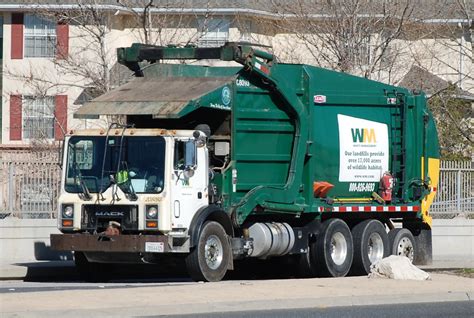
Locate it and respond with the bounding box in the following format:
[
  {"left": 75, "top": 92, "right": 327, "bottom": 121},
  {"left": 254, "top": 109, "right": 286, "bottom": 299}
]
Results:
[{"left": 368, "top": 255, "right": 431, "bottom": 280}]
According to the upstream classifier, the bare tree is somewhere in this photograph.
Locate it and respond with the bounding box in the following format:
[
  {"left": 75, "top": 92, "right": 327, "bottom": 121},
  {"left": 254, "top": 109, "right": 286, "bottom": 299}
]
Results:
[
  {"left": 4, "top": 0, "right": 119, "bottom": 142},
  {"left": 429, "top": 87, "right": 473, "bottom": 160},
  {"left": 49, "top": 1, "right": 114, "bottom": 95},
  {"left": 116, "top": 0, "right": 191, "bottom": 46},
  {"left": 268, "top": 0, "right": 472, "bottom": 159},
  {"left": 5, "top": 0, "right": 240, "bottom": 145},
  {"left": 411, "top": 1, "right": 473, "bottom": 92},
  {"left": 116, "top": 0, "right": 230, "bottom": 47},
  {"left": 270, "top": 0, "right": 415, "bottom": 81}
]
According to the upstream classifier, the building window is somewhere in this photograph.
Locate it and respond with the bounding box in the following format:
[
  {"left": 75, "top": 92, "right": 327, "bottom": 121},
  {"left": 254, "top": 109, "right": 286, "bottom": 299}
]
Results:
[
  {"left": 356, "top": 35, "right": 373, "bottom": 66},
  {"left": 23, "top": 96, "right": 55, "bottom": 139},
  {"left": 24, "top": 14, "right": 56, "bottom": 57},
  {"left": 198, "top": 18, "right": 229, "bottom": 47},
  {"left": 239, "top": 20, "right": 252, "bottom": 43}
]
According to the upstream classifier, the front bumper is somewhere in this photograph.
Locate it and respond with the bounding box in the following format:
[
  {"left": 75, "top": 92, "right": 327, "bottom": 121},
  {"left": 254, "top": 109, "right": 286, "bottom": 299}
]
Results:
[{"left": 50, "top": 234, "right": 171, "bottom": 253}]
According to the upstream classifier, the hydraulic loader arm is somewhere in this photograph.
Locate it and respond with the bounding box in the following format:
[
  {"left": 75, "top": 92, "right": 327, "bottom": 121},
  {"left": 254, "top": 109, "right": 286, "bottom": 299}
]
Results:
[
  {"left": 117, "top": 42, "right": 309, "bottom": 226},
  {"left": 118, "top": 42, "right": 250, "bottom": 77}
]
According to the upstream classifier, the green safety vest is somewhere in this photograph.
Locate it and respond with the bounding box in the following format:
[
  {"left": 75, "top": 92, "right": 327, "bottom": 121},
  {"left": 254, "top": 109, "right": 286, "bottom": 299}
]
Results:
[{"left": 116, "top": 170, "right": 129, "bottom": 184}]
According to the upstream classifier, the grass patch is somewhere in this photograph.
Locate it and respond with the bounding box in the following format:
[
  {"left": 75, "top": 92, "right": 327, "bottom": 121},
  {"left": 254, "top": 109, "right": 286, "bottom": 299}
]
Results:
[{"left": 455, "top": 268, "right": 474, "bottom": 278}]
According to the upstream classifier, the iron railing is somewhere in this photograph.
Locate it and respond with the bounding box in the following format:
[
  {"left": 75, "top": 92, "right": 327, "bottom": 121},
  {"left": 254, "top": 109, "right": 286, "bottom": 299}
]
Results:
[
  {"left": 430, "top": 161, "right": 473, "bottom": 218},
  {"left": 0, "top": 149, "right": 60, "bottom": 219}
]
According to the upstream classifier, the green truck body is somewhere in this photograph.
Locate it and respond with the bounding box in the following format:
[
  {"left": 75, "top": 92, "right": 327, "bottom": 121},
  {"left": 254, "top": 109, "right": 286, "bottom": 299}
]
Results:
[{"left": 52, "top": 43, "right": 440, "bottom": 282}]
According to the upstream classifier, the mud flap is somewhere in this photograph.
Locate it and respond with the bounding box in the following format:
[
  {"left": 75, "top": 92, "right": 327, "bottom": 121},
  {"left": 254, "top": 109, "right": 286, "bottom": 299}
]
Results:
[
  {"left": 227, "top": 236, "right": 234, "bottom": 270},
  {"left": 413, "top": 228, "right": 432, "bottom": 265}
]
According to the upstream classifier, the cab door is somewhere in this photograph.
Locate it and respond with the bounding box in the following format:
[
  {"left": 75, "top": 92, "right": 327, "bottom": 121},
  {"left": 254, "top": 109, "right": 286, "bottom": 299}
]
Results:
[{"left": 170, "top": 139, "right": 208, "bottom": 230}]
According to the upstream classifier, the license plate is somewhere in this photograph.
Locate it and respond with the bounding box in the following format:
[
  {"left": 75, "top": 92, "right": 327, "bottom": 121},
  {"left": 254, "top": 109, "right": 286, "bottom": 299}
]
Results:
[{"left": 145, "top": 242, "right": 164, "bottom": 253}]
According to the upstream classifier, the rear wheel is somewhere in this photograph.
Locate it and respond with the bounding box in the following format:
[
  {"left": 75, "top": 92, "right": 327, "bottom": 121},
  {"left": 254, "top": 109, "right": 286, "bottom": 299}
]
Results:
[
  {"left": 185, "top": 221, "right": 231, "bottom": 282},
  {"left": 351, "top": 220, "right": 389, "bottom": 275},
  {"left": 74, "top": 251, "right": 110, "bottom": 282},
  {"left": 388, "top": 228, "right": 416, "bottom": 262},
  {"left": 312, "top": 218, "right": 353, "bottom": 277}
]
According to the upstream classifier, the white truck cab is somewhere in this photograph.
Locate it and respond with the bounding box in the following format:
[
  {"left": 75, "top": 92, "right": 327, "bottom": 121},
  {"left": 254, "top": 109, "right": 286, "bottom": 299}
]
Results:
[{"left": 58, "top": 128, "right": 209, "bottom": 247}]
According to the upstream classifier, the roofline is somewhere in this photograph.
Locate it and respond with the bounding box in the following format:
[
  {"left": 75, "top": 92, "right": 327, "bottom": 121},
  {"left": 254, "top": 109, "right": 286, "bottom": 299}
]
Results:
[{"left": 0, "top": 4, "right": 471, "bottom": 24}]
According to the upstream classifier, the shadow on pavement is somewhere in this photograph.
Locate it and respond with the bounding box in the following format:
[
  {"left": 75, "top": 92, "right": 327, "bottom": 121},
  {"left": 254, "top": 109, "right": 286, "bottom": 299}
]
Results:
[
  {"left": 15, "top": 256, "right": 368, "bottom": 284},
  {"left": 17, "top": 258, "right": 192, "bottom": 283}
]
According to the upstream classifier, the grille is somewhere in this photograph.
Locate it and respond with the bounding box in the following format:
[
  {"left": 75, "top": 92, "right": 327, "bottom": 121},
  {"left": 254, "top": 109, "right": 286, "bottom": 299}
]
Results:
[{"left": 81, "top": 204, "right": 138, "bottom": 232}]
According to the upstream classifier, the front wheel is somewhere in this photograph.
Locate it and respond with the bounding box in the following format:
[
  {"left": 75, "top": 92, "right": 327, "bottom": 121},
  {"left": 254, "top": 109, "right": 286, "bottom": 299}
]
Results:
[
  {"left": 388, "top": 228, "right": 416, "bottom": 262},
  {"left": 185, "top": 221, "right": 231, "bottom": 282},
  {"left": 312, "top": 218, "right": 353, "bottom": 277}
]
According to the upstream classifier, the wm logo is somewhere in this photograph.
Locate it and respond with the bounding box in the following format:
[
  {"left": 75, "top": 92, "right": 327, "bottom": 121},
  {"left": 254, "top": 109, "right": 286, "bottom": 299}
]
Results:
[{"left": 351, "top": 128, "right": 376, "bottom": 143}]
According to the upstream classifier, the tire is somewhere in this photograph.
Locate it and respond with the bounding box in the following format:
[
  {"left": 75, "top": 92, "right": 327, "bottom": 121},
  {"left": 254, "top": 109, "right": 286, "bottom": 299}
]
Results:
[
  {"left": 185, "top": 221, "right": 231, "bottom": 282},
  {"left": 388, "top": 228, "right": 416, "bottom": 262},
  {"left": 311, "top": 218, "right": 353, "bottom": 277},
  {"left": 351, "top": 220, "right": 390, "bottom": 275},
  {"left": 74, "top": 251, "right": 110, "bottom": 283}
]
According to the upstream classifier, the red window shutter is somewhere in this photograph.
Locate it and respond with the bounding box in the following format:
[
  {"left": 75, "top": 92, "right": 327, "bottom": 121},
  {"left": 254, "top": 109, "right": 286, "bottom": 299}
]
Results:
[
  {"left": 54, "top": 95, "right": 68, "bottom": 140},
  {"left": 11, "top": 13, "right": 24, "bottom": 60},
  {"left": 10, "top": 95, "right": 22, "bottom": 141},
  {"left": 56, "top": 22, "right": 69, "bottom": 59}
]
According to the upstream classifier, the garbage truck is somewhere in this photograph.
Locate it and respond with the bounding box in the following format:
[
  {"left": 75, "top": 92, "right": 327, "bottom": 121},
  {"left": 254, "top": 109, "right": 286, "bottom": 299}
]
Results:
[{"left": 51, "top": 43, "right": 440, "bottom": 282}]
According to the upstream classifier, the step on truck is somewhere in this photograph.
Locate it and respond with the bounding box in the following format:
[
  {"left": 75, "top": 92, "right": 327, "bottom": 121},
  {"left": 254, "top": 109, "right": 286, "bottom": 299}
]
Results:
[{"left": 51, "top": 43, "right": 440, "bottom": 282}]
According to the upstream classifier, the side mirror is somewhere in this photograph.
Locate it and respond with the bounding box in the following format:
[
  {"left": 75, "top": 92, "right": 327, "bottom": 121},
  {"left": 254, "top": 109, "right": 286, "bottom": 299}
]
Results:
[
  {"left": 58, "top": 140, "right": 64, "bottom": 168},
  {"left": 184, "top": 140, "right": 197, "bottom": 170}
]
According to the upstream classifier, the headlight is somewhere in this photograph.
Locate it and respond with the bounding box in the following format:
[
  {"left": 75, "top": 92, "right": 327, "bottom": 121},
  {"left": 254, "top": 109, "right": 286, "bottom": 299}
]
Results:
[
  {"left": 63, "top": 205, "right": 74, "bottom": 218},
  {"left": 146, "top": 206, "right": 158, "bottom": 219}
]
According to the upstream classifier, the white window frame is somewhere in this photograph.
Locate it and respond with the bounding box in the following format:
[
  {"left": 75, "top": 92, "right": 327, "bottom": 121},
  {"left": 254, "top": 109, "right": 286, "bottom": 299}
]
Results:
[
  {"left": 22, "top": 96, "right": 55, "bottom": 140},
  {"left": 198, "top": 18, "right": 229, "bottom": 48},
  {"left": 24, "top": 14, "right": 56, "bottom": 58}
]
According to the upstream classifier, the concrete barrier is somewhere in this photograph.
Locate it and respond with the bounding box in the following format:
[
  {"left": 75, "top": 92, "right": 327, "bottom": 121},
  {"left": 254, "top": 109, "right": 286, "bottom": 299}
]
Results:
[
  {"left": 0, "top": 218, "right": 72, "bottom": 263},
  {"left": 432, "top": 218, "right": 474, "bottom": 261},
  {"left": 0, "top": 217, "right": 472, "bottom": 264}
]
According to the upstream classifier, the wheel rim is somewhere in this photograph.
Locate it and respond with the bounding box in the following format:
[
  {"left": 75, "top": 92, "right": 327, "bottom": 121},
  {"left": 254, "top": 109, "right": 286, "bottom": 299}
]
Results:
[
  {"left": 367, "top": 232, "right": 384, "bottom": 264},
  {"left": 330, "top": 232, "right": 348, "bottom": 266},
  {"left": 397, "top": 237, "right": 414, "bottom": 262},
  {"left": 204, "top": 234, "right": 223, "bottom": 270}
]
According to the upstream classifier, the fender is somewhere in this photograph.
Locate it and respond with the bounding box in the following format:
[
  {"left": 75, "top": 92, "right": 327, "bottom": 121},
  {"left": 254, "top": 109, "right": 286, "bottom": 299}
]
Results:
[{"left": 188, "top": 205, "right": 234, "bottom": 248}]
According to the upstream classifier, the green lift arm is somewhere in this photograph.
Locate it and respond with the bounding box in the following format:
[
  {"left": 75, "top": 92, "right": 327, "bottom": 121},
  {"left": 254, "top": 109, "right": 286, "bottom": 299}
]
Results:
[{"left": 117, "top": 43, "right": 309, "bottom": 226}]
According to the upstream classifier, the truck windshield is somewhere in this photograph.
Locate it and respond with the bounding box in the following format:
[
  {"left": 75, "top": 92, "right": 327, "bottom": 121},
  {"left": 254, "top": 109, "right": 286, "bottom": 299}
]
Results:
[{"left": 65, "top": 136, "right": 166, "bottom": 194}]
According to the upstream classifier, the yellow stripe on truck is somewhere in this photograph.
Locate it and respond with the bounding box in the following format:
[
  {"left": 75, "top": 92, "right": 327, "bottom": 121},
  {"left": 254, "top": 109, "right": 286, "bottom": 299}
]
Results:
[{"left": 421, "top": 157, "right": 440, "bottom": 228}]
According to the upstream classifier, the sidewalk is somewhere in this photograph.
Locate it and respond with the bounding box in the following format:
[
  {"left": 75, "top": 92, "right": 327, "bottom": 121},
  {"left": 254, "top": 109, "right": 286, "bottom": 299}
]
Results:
[
  {"left": 0, "top": 258, "right": 472, "bottom": 281},
  {"left": 1, "top": 272, "right": 473, "bottom": 317}
]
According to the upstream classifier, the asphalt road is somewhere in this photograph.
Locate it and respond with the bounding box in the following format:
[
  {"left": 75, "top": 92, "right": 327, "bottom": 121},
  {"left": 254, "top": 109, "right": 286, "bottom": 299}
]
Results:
[
  {"left": 0, "top": 278, "right": 195, "bottom": 293},
  {"left": 169, "top": 301, "right": 474, "bottom": 318}
]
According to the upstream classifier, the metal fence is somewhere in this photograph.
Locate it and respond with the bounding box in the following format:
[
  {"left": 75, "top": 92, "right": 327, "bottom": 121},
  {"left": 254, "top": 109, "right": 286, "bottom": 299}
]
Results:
[
  {"left": 0, "top": 149, "right": 60, "bottom": 219},
  {"left": 0, "top": 149, "right": 472, "bottom": 219},
  {"left": 430, "top": 161, "right": 473, "bottom": 219}
]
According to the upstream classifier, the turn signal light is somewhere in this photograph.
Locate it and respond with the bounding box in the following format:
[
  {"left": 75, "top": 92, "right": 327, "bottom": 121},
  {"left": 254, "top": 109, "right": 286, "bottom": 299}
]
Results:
[
  {"left": 146, "top": 221, "right": 158, "bottom": 228},
  {"left": 62, "top": 220, "right": 73, "bottom": 227}
]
